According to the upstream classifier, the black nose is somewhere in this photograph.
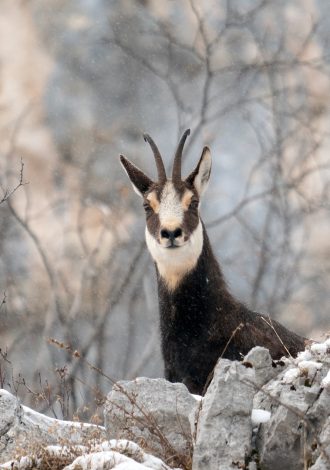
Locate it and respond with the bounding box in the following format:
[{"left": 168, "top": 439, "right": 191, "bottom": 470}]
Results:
[{"left": 160, "top": 228, "right": 182, "bottom": 241}]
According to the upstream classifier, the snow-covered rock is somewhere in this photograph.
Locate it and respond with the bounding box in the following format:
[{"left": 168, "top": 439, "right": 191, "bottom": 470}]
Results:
[
  {"left": 2, "top": 440, "right": 174, "bottom": 470},
  {"left": 253, "top": 338, "right": 330, "bottom": 470},
  {"left": 64, "top": 440, "right": 175, "bottom": 470},
  {"left": 0, "top": 389, "right": 106, "bottom": 463}
]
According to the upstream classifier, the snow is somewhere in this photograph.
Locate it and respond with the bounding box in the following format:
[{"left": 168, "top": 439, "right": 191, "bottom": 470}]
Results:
[
  {"left": 192, "top": 394, "right": 203, "bottom": 401},
  {"left": 282, "top": 339, "right": 330, "bottom": 385},
  {"left": 1, "top": 440, "right": 173, "bottom": 470},
  {"left": 282, "top": 367, "right": 300, "bottom": 384},
  {"left": 0, "top": 389, "right": 14, "bottom": 398},
  {"left": 114, "top": 463, "right": 154, "bottom": 470},
  {"left": 296, "top": 349, "right": 313, "bottom": 362},
  {"left": 22, "top": 404, "right": 105, "bottom": 432},
  {"left": 98, "top": 440, "right": 170, "bottom": 469},
  {"left": 294, "top": 339, "right": 330, "bottom": 365},
  {"left": 297, "top": 360, "right": 323, "bottom": 377},
  {"left": 311, "top": 342, "right": 329, "bottom": 355},
  {"left": 1, "top": 456, "right": 37, "bottom": 469},
  {"left": 251, "top": 409, "right": 271, "bottom": 426},
  {"left": 64, "top": 445, "right": 174, "bottom": 470},
  {"left": 65, "top": 451, "right": 149, "bottom": 469},
  {"left": 321, "top": 370, "right": 330, "bottom": 390}
]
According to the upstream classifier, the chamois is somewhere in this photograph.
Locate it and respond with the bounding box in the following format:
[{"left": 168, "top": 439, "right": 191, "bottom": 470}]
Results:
[{"left": 120, "top": 129, "right": 306, "bottom": 395}]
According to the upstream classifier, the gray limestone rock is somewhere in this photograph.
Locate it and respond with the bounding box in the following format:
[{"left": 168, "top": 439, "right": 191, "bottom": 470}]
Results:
[
  {"left": 0, "top": 389, "right": 105, "bottom": 464},
  {"left": 104, "top": 377, "right": 198, "bottom": 467},
  {"left": 0, "top": 389, "right": 19, "bottom": 437},
  {"left": 254, "top": 357, "right": 330, "bottom": 470},
  {"left": 244, "top": 346, "right": 284, "bottom": 385},
  {"left": 310, "top": 415, "right": 330, "bottom": 470},
  {"left": 192, "top": 359, "right": 256, "bottom": 470}
]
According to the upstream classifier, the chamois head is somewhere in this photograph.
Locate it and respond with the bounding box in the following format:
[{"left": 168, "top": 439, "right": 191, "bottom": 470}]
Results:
[{"left": 120, "top": 129, "right": 212, "bottom": 289}]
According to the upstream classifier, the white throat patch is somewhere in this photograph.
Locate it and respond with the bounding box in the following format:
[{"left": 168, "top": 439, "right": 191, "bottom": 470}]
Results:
[{"left": 145, "top": 220, "right": 204, "bottom": 291}]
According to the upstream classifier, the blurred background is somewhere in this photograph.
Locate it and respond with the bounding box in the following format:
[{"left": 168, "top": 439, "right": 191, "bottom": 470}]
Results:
[{"left": 0, "top": 0, "right": 329, "bottom": 420}]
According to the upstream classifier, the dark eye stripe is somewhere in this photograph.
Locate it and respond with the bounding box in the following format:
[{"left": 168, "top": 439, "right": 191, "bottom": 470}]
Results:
[{"left": 183, "top": 209, "right": 200, "bottom": 234}]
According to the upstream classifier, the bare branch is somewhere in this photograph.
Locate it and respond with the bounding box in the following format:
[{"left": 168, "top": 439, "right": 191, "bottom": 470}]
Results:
[
  {"left": 0, "top": 158, "right": 28, "bottom": 205},
  {"left": 0, "top": 292, "right": 6, "bottom": 311}
]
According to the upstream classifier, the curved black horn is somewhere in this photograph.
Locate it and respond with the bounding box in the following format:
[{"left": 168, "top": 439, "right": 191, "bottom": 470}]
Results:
[
  {"left": 143, "top": 133, "right": 167, "bottom": 183},
  {"left": 172, "top": 129, "right": 191, "bottom": 183}
]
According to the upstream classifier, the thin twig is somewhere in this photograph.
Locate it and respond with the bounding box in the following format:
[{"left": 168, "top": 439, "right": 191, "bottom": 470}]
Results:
[
  {"left": 260, "top": 315, "right": 292, "bottom": 359},
  {"left": 0, "top": 158, "right": 28, "bottom": 205},
  {"left": 0, "top": 292, "right": 6, "bottom": 311}
]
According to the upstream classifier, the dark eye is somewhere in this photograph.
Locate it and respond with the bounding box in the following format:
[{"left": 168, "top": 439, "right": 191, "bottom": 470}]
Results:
[
  {"left": 190, "top": 199, "right": 199, "bottom": 210},
  {"left": 143, "top": 202, "right": 153, "bottom": 214}
]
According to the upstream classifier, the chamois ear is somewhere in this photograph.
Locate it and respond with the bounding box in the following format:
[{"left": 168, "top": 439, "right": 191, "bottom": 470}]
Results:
[
  {"left": 120, "top": 155, "right": 154, "bottom": 197},
  {"left": 185, "top": 146, "right": 212, "bottom": 196}
]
